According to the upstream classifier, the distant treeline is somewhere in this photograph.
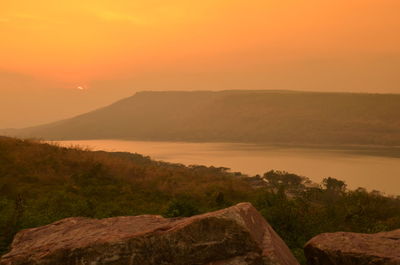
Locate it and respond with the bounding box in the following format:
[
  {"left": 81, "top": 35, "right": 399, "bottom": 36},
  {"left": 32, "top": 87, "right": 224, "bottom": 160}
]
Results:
[
  {"left": 0, "top": 136, "right": 399, "bottom": 264},
  {"left": 4, "top": 90, "right": 400, "bottom": 146}
]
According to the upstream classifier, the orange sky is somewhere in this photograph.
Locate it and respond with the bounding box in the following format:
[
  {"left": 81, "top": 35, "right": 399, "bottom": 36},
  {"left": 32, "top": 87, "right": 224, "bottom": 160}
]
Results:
[
  {"left": 1, "top": 0, "right": 400, "bottom": 127},
  {"left": 1, "top": 0, "right": 399, "bottom": 82}
]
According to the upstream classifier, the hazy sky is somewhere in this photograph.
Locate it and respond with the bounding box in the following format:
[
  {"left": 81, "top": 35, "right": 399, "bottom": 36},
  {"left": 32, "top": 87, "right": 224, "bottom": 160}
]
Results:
[{"left": 1, "top": 0, "right": 400, "bottom": 128}]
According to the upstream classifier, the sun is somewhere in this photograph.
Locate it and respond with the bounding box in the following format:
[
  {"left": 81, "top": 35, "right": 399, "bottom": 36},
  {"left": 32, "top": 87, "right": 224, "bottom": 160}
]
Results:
[{"left": 76, "top": 85, "right": 88, "bottom": 90}]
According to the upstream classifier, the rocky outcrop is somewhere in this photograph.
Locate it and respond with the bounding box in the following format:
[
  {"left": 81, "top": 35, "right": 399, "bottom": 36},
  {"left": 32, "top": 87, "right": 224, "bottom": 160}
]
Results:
[
  {"left": 304, "top": 230, "right": 400, "bottom": 265},
  {"left": 0, "top": 203, "right": 299, "bottom": 265}
]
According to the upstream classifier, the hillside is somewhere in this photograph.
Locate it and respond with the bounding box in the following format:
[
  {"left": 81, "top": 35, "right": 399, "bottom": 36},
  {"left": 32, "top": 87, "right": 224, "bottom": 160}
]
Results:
[
  {"left": 0, "top": 136, "right": 399, "bottom": 264},
  {"left": 0, "top": 136, "right": 255, "bottom": 255},
  {"left": 4, "top": 90, "right": 400, "bottom": 146}
]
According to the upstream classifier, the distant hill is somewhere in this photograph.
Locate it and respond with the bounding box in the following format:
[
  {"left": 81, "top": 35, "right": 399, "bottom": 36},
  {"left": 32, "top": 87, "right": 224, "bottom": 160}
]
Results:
[{"left": 3, "top": 90, "right": 400, "bottom": 146}]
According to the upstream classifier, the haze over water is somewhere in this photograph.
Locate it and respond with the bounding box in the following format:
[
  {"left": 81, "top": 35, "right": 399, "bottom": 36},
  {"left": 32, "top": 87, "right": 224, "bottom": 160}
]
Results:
[{"left": 58, "top": 140, "right": 400, "bottom": 196}]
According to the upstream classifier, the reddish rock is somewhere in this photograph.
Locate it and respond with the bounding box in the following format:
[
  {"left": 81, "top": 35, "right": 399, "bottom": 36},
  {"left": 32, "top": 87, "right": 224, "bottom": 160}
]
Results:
[
  {"left": 304, "top": 230, "right": 400, "bottom": 265},
  {"left": 0, "top": 203, "right": 299, "bottom": 265}
]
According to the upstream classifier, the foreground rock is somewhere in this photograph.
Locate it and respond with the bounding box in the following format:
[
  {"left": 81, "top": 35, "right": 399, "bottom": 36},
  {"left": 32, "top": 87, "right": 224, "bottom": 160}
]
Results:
[
  {"left": 0, "top": 203, "right": 299, "bottom": 265},
  {"left": 304, "top": 230, "right": 400, "bottom": 265}
]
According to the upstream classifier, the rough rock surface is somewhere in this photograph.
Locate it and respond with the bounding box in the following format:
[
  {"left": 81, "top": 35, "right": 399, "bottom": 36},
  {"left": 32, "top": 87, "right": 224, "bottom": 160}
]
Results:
[
  {"left": 304, "top": 230, "right": 400, "bottom": 265},
  {"left": 0, "top": 202, "right": 299, "bottom": 265}
]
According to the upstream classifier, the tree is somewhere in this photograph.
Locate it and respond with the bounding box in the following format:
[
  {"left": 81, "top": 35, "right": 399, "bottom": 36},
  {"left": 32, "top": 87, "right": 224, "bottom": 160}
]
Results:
[{"left": 323, "top": 177, "right": 346, "bottom": 193}]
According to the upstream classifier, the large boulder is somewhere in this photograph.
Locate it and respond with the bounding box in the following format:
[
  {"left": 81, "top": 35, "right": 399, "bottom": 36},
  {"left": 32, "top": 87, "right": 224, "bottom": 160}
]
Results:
[
  {"left": 0, "top": 203, "right": 299, "bottom": 265},
  {"left": 304, "top": 230, "right": 400, "bottom": 265}
]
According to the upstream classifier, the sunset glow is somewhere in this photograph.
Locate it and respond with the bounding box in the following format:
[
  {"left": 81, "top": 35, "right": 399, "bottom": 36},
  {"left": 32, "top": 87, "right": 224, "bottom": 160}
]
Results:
[
  {"left": 1, "top": 0, "right": 400, "bottom": 128},
  {"left": 1, "top": 0, "right": 399, "bottom": 83},
  {"left": 0, "top": 2, "right": 400, "bottom": 259}
]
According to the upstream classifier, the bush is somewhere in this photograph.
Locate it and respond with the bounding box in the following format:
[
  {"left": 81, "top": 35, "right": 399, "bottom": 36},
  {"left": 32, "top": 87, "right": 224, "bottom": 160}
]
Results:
[{"left": 164, "top": 198, "right": 200, "bottom": 218}]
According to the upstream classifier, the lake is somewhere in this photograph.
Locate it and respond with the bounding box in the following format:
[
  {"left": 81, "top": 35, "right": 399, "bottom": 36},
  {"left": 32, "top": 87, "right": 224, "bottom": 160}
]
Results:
[{"left": 57, "top": 140, "right": 400, "bottom": 195}]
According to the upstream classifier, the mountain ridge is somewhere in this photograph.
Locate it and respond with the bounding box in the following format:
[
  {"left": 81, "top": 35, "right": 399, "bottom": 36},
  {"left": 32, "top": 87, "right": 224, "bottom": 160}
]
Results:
[{"left": 3, "top": 90, "right": 400, "bottom": 146}]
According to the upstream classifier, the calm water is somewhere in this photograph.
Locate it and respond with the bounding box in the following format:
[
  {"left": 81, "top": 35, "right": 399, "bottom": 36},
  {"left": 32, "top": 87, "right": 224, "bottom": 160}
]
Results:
[{"left": 57, "top": 140, "right": 400, "bottom": 195}]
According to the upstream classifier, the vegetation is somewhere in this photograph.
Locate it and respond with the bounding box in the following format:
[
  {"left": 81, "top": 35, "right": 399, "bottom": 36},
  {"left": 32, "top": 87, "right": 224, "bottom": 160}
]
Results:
[
  {"left": 4, "top": 90, "right": 400, "bottom": 147},
  {"left": 0, "top": 136, "right": 399, "bottom": 264}
]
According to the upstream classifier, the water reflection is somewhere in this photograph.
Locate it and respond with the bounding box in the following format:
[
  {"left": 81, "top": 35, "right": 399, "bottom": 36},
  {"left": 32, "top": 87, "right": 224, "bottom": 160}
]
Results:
[{"left": 57, "top": 140, "right": 400, "bottom": 195}]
